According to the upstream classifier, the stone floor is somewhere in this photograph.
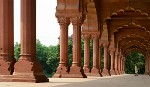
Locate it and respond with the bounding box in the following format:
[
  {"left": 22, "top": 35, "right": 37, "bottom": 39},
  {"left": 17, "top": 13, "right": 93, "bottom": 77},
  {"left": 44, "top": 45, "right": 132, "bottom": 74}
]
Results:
[{"left": 0, "top": 74, "right": 150, "bottom": 87}]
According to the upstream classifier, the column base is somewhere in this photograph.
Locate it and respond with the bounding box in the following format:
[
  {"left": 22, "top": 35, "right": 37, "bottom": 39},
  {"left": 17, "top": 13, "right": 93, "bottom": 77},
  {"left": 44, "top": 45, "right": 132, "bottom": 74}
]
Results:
[
  {"left": 90, "top": 67, "right": 101, "bottom": 77},
  {"left": 144, "top": 72, "right": 149, "bottom": 75},
  {"left": 118, "top": 71, "right": 122, "bottom": 74},
  {"left": 115, "top": 70, "right": 120, "bottom": 75},
  {"left": 120, "top": 71, "right": 123, "bottom": 74},
  {"left": 110, "top": 69, "right": 116, "bottom": 75},
  {"left": 83, "top": 66, "right": 90, "bottom": 76},
  {"left": 13, "top": 57, "right": 49, "bottom": 82},
  {"left": 102, "top": 68, "right": 110, "bottom": 76},
  {"left": 0, "top": 57, "right": 16, "bottom": 75},
  {"left": 0, "top": 74, "right": 49, "bottom": 83},
  {"left": 53, "top": 66, "right": 69, "bottom": 78},
  {"left": 68, "top": 66, "right": 87, "bottom": 78}
]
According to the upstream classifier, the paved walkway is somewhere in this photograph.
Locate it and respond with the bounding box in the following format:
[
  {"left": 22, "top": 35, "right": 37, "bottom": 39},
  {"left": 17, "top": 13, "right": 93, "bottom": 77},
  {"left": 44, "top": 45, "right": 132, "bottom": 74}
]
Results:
[{"left": 0, "top": 74, "right": 150, "bottom": 87}]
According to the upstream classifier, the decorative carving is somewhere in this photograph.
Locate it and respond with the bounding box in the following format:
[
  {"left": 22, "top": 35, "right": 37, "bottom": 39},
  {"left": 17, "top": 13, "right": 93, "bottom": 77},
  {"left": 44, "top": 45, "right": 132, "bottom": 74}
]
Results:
[
  {"left": 92, "top": 34, "right": 99, "bottom": 39},
  {"left": 103, "top": 41, "right": 109, "bottom": 47},
  {"left": 110, "top": 48, "right": 116, "bottom": 53},
  {"left": 114, "top": 22, "right": 147, "bottom": 33},
  {"left": 110, "top": 7, "right": 149, "bottom": 18},
  {"left": 57, "top": 16, "right": 70, "bottom": 25},
  {"left": 83, "top": 34, "right": 91, "bottom": 39},
  {"left": 71, "top": 16, "right": 84, "bottom": 25}
]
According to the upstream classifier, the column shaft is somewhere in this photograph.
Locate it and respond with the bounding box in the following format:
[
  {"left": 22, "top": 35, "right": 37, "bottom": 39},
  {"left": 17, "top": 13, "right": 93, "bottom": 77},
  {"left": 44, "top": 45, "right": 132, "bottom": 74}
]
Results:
[
  {"left": 148, "top": 57, "right": 150, "bottom": 75},
  {"left": 91, "top": 35, "right": 100, "bottom": 76},
  {"left": 0, "top": 0, "right": 15, "bottom": 75},
  {"left": 110, "top": 50, "right": 116, "bottom": 75},
  {"left": 145, "top": 57, "right": 149, "bottom": 74},
  {"left": 118, "top": 56, "right": 121, "bottom": 74},
  {"left": 102, "top": 42, "right": 110, "bottom": 76},
  {"left": 115, "top": 52, "right": 119, "bottom": 75},
  {"left": 60, "top": 21, "right": 69, "bottom": 66},
  {"left": 99, "top": 45, "right": 102, "bottom": 72},
  {"left": 83, "top": 34, "right": 90, "bottom": 73},
  {"left": 72, "top": 22, "right": 81, "bottom": 67},
  {"left": 120, "top": 58, "right": 123, "bottom": 74},
  {"left": 69, "top": 17, "right": 86, "bottom": 78},
  {"left": 123, "top": 58, "right": 125, "bottom": 74},
  {"left": 13, "top": 0, "right": 48, "bottom": 82},
  {"left": 53, "top": 17, "right": 70, "bottom": 78}
]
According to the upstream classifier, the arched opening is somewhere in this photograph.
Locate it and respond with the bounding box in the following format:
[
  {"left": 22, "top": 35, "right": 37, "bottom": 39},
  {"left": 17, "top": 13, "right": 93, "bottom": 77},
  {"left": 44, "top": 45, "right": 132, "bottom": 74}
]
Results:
[{"left": 125, "top": 51, "right": 145, "bottom": 74}]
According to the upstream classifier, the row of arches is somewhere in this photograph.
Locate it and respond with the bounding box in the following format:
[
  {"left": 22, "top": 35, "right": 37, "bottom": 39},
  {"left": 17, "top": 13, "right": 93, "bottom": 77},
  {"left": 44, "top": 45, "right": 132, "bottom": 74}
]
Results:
[{"left": 54, "top": 0, "right": 150, "bottom": 78}]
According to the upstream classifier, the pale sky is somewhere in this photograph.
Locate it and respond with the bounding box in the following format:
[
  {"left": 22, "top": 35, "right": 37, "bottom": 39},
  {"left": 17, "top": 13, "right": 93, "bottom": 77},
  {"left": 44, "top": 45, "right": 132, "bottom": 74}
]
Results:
[{"left": 14, "top": 0, "right": 73, "bottom": 46}]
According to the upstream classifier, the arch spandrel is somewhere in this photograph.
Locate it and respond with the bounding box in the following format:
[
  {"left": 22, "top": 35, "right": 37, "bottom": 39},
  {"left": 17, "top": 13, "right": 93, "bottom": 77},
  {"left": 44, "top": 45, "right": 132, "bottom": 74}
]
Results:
[
  {"left": 119, "top": 40, "right": 149, "bottom": 50},
  {"left": 114, "top": 26, "right": 150, "bottom": 44},
  {"left": 100, "top": 0, "right": 150, "bottom": 22},
  {"left": 121, "top": 40, "right": 147, "bottom": 48},
  {"left": 122, "top": 45, "right": 147, "bottom": 53},
  {"left": 107, "top": 19, "right": 150, "bottom": 39},
  {"left": 124, "top": 48, "right": 146, "bottom": 57},
  {"left": 121, "top": 41, "right": 148, "bottom": 52},
  {"left": 123, "top": 45, "right": 147, "bottom": 54},
  {"left": 117, "top": 35, "right": 150, "bottom": 49},
  {"left": 99, "top": 0, "right": 150, "bottom": 22},
  {"left": 110, "top": 7, "right": 148, "bottom": 18},
  {"left": 118, "top": 34, "right": 149, "bottom": 44}
]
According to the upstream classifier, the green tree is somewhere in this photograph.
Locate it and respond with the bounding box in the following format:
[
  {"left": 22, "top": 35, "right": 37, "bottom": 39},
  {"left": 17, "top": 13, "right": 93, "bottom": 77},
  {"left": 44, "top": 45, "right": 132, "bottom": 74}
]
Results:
[
  {"left": 36, "top": 39, "right": 51, "bottom": 77},
  {"left": 125, "top": 51, "right": 145, "bottom": 74},
  {"left": 14, "top": 42, "right": 20, "bottom": 61},
  {"left": 46, "top": 44, "right": 60, "bottom": 77}
]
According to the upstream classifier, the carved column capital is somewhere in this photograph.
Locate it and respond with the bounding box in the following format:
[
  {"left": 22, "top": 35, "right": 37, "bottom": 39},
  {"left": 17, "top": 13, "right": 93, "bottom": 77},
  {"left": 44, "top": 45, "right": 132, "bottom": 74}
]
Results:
[
  {"left": 110, "top": 48, "right": 116, "bottom": 53},
  {"left": 103, "top": 41, "right": 109, "bottom": 47},
  {"left": 83, "top": 34, "right": 91, "bottom": 40},
  {"left": 71, "top": 16, "right": 84, "bottom": 25},
  {"left": 57, "top": 16, "right": 70, "bottom": 25},
  {"left": 92, "top": 34, "right": 99, "bottom": 39}
]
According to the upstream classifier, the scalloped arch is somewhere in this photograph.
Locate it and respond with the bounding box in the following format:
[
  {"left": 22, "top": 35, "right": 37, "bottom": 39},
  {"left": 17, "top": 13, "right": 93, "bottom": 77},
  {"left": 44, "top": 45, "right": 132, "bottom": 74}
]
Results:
[{"left": 110, "top": 7, "right": 149, "bottom": 18}]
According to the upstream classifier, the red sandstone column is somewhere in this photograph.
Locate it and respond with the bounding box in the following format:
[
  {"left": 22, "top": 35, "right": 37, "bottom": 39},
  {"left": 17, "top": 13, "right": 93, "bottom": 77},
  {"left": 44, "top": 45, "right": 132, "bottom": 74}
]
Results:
[
  {"left": 123, "top": 58, "right": 125, "bottom": 74},
  {"left": 110, "top": 49, "right": 116, "bottom": 75},
  {"left": 99, "top": 45, "right": 102, "bottom": 73},
  {"left": 115, "top": 52, "right": 119, "bottom": 75},
  {"left": 120, "top": 57, "right": 123, "bottom": 74},
  {"left": 107, "top": 53, "right": 110, "bottom": 71},
  {"left": 53, "top": 17, "right": 70, "bottom": 78},
  {"left": 0, "top": 0, "right": 16, "bottom": 75},
  {"left": 83, "top": 34, "right": 90, "bottom": 74},
  {"left": 118, "top": 55, "right": 121, "bottom": 74},
  {"left": 102, "top": 42, "right": 110, "bottom": 76},
  {"left": 122, "top": 57, "right": 125, "bottom": 74},
  {"left": 91, "top": 34, "right": 101, "bottom": 76},
  {"left": 146, "top": 55, "right": 149, "bottom": 75},
  {"left": 69, "top": 17, "right": 86, "bottom": 78},
  {"left": 13, "top": 0, "right": 48, "bottom": 82},
  {"left": 145, "top": 57, "right": 149, "bottom": 74},
  {"left": 148, "top": 56, "right": 150, "bottom": 75}
]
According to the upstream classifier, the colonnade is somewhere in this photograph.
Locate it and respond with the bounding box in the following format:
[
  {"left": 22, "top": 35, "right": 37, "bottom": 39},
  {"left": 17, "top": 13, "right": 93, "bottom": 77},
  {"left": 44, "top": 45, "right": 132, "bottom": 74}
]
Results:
[
  {"left": 0, "top": 0, "right": 48, "bottom": 82},
  {"left": 54, "top": 22, "right": 126, "bottom": 77},
  {"left": 82, "top": 37, "right": 126, "bottom": 76}
]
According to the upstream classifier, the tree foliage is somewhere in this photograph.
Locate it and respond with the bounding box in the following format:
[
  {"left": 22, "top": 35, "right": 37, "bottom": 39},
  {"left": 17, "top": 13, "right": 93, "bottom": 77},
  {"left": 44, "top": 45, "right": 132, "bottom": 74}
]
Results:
[
  {"left": 14, "top": 42, "right": 20, "bottom": 61},
  {"left": 125, "top": 51, "right": 145, "bottom": 74}
]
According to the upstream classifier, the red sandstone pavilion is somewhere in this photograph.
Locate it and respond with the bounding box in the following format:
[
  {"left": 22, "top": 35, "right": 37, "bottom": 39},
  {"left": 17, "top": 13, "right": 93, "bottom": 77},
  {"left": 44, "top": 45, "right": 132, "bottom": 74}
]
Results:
[{"left": 0, "top": 0, "right": 150, "bottom": 83}]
